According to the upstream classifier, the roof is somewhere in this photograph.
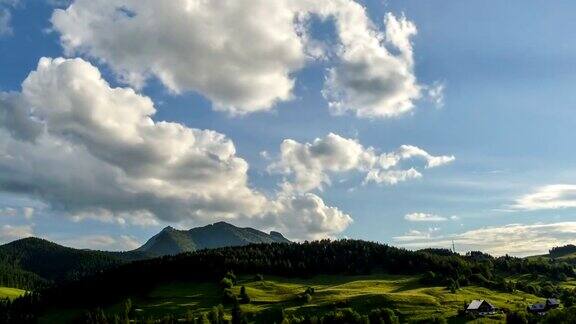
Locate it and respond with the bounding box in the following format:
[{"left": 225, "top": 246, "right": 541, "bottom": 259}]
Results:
[
  {"left": 467, "top": 300, "right": 494, "bottom": 310},
  {"left": 528, "top": 303, "right": 546, "bottom": 311},
  {"left": 546, "top": 298, "right": 559, "bottom": 305}
]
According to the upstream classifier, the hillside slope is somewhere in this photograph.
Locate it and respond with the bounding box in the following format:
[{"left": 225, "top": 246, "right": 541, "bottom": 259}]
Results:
[{"left": 0, "top": 237, "right": 123, "bottom": 284}]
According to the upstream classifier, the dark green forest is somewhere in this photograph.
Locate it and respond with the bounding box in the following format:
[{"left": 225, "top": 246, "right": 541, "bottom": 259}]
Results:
[{"left": 1, "top": 239, "right": 576, "bottom": 323}]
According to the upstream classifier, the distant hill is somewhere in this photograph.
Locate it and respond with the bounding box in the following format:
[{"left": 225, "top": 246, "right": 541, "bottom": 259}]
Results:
[
  {"left": 0, "top": 237, "right": 123, "bottom": 285},
  {"left": 0, "top": 222, "right": 290, "bottom": 289},
  {"left": 525, "top": 244, "right": 576, "bottom": 265},
  {"left": 549, "top": 244, "right": 576, "bottom": 259},
  {"left": 135, "top": 221, "right": 290, "bottom": 257}
]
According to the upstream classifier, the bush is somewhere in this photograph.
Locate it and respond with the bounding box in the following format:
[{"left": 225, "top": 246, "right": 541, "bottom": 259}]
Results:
[
  {"left": 224, "top": 271, "right": 237, "bottom": 284},
  {"left": 369, "top": 308, "right": 399, "bottom": 324},
  {"left": 301, "top": 293, "right": 312, "bottom": 303},
  {"left": 239, "top": 286, "right": 251, "bottom": 304},
  {"left": 220, "top": 277, "right": 233, "bottom": 289},
  {"left": 223, "top": 288, "right": 237, "bottom": 304}
]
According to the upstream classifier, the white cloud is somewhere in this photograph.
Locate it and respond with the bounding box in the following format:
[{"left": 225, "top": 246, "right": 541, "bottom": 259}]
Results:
[
  {"left": 323, "top": 12, "right": 421, "bottom": 118},
  {"left": 0, "top": 207, "right": 17, "bottom": 217},
  {"left": 264, "top": 193, "right": 353, "bottom": 240},
  {"left": 0, "top": 224, "right": 33, "bottom": 243},
  {"left": 394, "top": 222, "right": 576, "bottom": 257},
  {"left": 0, "top": 57, "right": 351, "bottom": 240},
  {"left": 2, "top": 57, "right": 267, "bottom": 220},
  {"left": 52, "top": 0, "right": 307, "bottom": 115},
  {"left": 397, "top": 145, "right": 456, "bottom": 168},
  {"left": 394, "top": 227, "right": 439, "bottom": 241},
  {"left": 513, "top": 184, "right": 576, "bottom": 210},
  {"left": 0, "top": 206, "right": 35, "bottom": 219},
  {"left": 365, "top": 168, "right": 422, "bottom": 185},
  {"left": 0, "top": 8, "right": 12, "bottom": 37},
  {"left": 426, "top": 82, "right": 445, "bottom": 108},
  {"left": 404, "top": 212, "right": 448, "bottom": 222},
  {"left": 0, "top": 0, "right": 22, "bottom": 38},
  {"left": 59, "top": 234, "right": 141, "bottom": 251},
  {"left": 22, "top": 207, "right": 34, "bottom": 219},
  {"left": 268, "top": 133, "right": 454, "bottom": 192},
  {"left": 51, "top": 0, "right": 432, "bottom": 117}
]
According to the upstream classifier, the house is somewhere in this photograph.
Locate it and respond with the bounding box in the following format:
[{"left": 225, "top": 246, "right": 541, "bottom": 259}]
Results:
[
  {"left": 546, "top": 298, "right": 560, "bottom": 309},
  {"left": 527, "top": 298, "right": 560, "bottom": 315},
  {"left": 527, "top": 302, "right": 547, "bottom": 315},
  {"left": 466, "top": 300, "right": 496, "bottom": 315}
]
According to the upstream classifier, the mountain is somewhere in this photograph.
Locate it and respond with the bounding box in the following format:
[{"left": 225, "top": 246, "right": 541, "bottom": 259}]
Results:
[
  {"left": 0, "top": 222, "right": 290, "bottom": 288},
  {"left": 135, "top": 221, "right": 290, "bottom": 257}
]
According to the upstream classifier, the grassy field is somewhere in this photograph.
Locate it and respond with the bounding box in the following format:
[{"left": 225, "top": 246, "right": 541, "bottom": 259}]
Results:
[
  {"left": 0, "top": 286, "right": 26, "bottom": 300},
  {"left": 39, "top": 273, "right": 545, "bottom": 323}
]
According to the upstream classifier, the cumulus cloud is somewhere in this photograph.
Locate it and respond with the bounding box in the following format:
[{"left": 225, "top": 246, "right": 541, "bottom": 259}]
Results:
[
  {"left": 268, "top": 133, "right": 454, "bottom": 192},
  {"left": 0, "top": 224, "right": 34, "bottom": 243},
  {"left": 404, "top": 212, "right": 448, "bottom": 222},
  {"left": 51, "top": 0, "right": 307, "bottom": 114},
  {"left": 323, "top": 12, "right": 420, "bottom": 118},
  {"left": 264, "top": 193, "right": 353, "bottom": 240},
  {"left": 0, "top": 57, "right": 351, "bottom": 240},
  {"left": 512, "top": 184, "right": 576, "bottom": 210},
  {"left": 394, "top": 222, "right": 576, "bottom": 256},
  {"left": 51, "top": 0, "right": 431, "bottom": 117}
]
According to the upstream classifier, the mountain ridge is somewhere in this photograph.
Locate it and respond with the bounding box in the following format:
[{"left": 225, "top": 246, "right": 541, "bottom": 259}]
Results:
[{"left": 135, "top": 221, "right": 290, "bottom": 257}]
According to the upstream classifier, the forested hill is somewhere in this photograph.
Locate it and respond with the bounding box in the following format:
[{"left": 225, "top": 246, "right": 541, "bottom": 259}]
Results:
[
  {"left": 0, "top": 222, "right": 291, "bottom": 290},
  {"left": 549, "top": 244, "right": 576, "bottom": 259},
  {"left": 0, "top": 237, "right": 124, "bottom": 288},
  {"left": 43, "top": 239, "right": 575, "bottom": 308},
  {"left": 136, "top": 221, "right": 290, "bottom": 257}
]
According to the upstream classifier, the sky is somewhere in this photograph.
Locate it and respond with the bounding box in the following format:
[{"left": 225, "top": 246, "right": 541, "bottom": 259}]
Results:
[{"left": 1, "top": 0, "right": 576, "bottom": 256}]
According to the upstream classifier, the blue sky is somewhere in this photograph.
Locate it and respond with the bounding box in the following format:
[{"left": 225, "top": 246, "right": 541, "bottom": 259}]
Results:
[{"left": 1, "top": 0, "right": 576, "bottom": 256}]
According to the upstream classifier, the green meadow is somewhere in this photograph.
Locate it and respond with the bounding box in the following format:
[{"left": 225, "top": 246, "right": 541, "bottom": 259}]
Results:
[
  {"left": 41, "top": 274, "right": 544, "bottom": 323},
  {"left": 0, "top": 287, "right": 26, "bottom": 300}
]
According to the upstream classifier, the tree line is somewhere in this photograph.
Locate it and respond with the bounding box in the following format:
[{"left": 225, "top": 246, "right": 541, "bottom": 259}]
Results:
[{"left": 1, "top": 239, "right": 576, "bottom": 323}]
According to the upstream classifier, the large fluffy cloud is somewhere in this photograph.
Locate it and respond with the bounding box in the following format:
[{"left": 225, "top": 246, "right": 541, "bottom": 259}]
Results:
[
  {"left": 394, "top": 222, "right": 576, "bottom": 257},
  {"left": 265, "top": 193, "right": 352, "bottom": 240},
  {"left": 322, "top": 12, "right": 420, "bottom": 118},
  {"left": 512, "top": 184, "right": 576, "bottom": 210},
  {"left": 0, "top": 57, "right": 350, "bottom": 240},
  {"left": 1, "top": 57, "right": 265, "bottom": 222},
  {"left": 51, "top": 0, "right": 433, "bottom": 117},
  {"left": 268, "top": 133, "right": 454, "bottom": 192}
]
